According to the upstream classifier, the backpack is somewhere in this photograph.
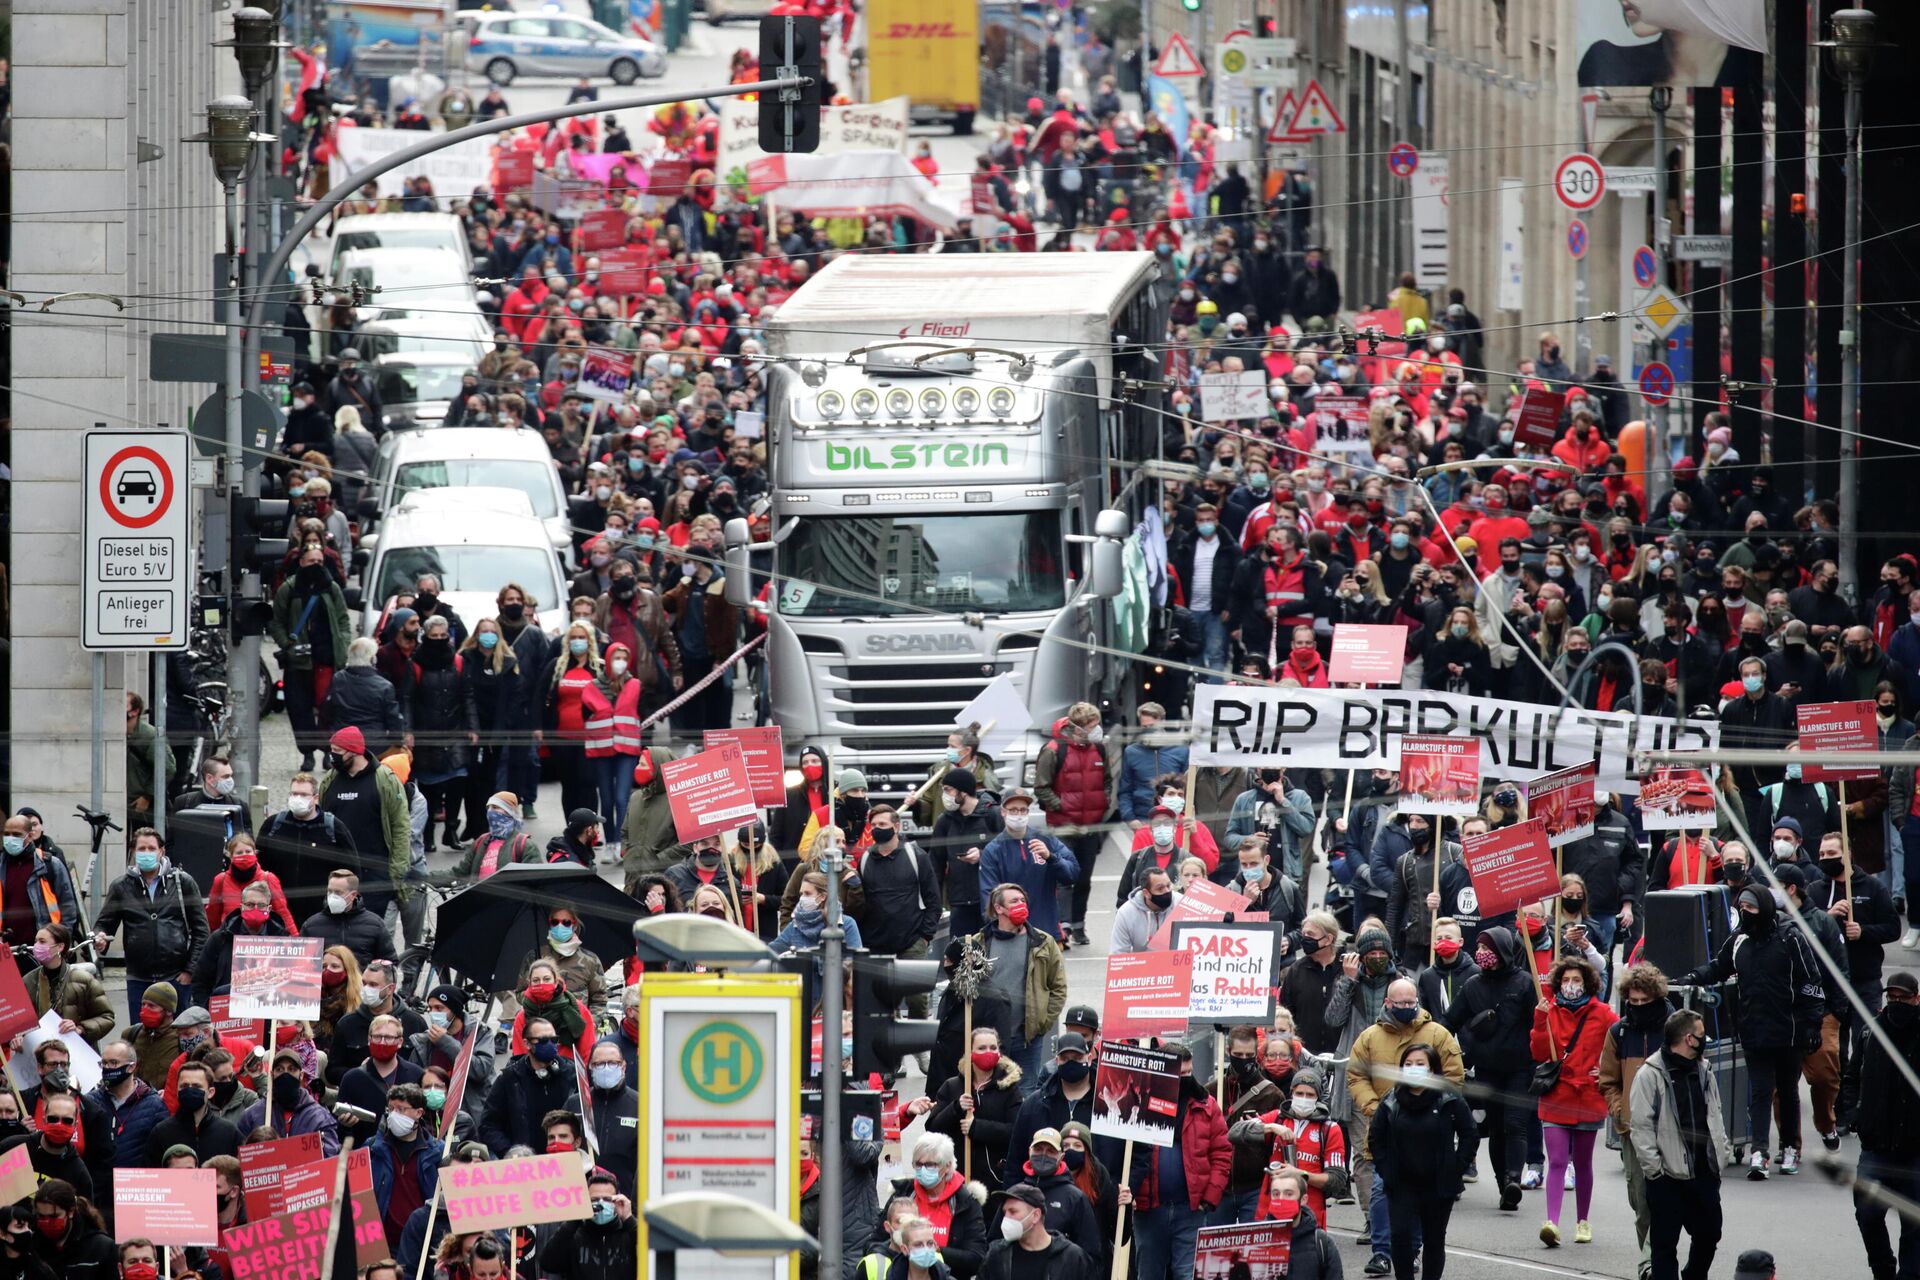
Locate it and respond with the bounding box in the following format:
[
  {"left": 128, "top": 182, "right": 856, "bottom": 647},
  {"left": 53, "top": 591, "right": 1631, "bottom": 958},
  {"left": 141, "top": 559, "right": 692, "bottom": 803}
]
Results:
[
  {"left": 860, "top": 842, "right": 927, "bottom": 911},
  {"left": 266, "top": 809, "right": 342, "bottom": 846}
]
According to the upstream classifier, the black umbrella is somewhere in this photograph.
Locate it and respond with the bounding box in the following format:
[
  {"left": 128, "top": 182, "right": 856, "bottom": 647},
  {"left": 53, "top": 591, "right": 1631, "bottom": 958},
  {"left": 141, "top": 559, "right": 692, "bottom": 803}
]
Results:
[{"left": 431, "top": 863, "right": 641, "bottom": 990}]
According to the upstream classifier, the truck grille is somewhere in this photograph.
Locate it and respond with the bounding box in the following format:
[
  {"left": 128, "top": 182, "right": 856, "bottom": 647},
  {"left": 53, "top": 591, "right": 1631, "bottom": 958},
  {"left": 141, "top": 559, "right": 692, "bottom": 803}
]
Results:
[{"left": 823, "top": 660, "right": 1013, "bottom": 730}]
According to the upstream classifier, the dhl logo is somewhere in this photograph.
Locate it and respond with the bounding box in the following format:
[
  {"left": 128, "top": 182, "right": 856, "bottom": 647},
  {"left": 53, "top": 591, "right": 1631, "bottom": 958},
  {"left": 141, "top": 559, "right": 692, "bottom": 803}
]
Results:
[{"left": 885, "top": 22, "right": 963, "bottom": 38}]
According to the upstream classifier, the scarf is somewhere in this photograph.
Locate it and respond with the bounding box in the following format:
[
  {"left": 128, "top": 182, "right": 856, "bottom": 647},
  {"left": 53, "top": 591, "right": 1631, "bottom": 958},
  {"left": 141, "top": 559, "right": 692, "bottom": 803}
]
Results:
[{"left": 522, "top": 982, "right": 588, "bottom": 1044}]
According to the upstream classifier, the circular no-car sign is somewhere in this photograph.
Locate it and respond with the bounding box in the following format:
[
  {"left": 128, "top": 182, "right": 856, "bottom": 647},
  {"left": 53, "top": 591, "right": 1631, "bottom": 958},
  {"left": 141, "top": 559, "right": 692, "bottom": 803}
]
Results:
[
  {"left": 98, "top": 445, "right": 176, "bottom": 530},
  {"left": 1640, "top": 361, "right": 1676, "bottom": 406},
  {"left": 1387, "top": 141, "right": 1419, "bottom": 178},
  {"left": 1554, "top": 152, "right": 1606, "bottom": 211},
  {"left": 1633, "top": 244, "right": 1658, "bottom": 288},
  {"left": 1567, "top": 219, "right": 1588, "bottom": 260}
]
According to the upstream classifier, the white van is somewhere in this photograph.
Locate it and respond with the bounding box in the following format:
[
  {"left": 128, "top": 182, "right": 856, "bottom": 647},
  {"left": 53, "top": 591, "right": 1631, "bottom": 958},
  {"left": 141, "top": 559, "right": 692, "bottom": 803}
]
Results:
[
  {"left": 350, "top": 486, "right": 568, "bottom": 639},
  {"left": 363, "top": 426, "right": 572, "bottom": 559},
  {"left": 326, "top": 212, "right": 472, "bottom": 282}
]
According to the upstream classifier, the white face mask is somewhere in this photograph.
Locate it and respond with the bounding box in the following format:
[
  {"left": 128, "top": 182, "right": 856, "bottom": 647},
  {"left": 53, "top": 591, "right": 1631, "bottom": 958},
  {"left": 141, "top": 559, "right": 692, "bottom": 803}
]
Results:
[
  {"left": 1290, "top": 1095, "right": 1317, "bottom": 1118},
  {"left": 1162, "top": 795, "right": 1186, "bottom": 816},
  {"left": 1001, "top": 1216, "right": 1026, "bottom": 1242},
  {"left": 1402, "top": 1064, "right": 1431, "bottom": 1084},
  {"left": 1151, "top": 823, "right": 1175, "bottom": 848},
  {"left": 610, "top": 659, "right": 628, "bottom": 676},
  {"left": 326, "top": 892, "right": 349, "bottom": 915},
  {"left": 288, "top": 795, "right": 313, "bottom": 817},
  {"left": 386, "top": 1111, "right": 417, "bottom": 1138},
  {"left": 1773, "top": 839, "right": 1796, "bottom": 860},
  {"left": 1004, "top": 813, "right": 1029, "bottom": 834}
]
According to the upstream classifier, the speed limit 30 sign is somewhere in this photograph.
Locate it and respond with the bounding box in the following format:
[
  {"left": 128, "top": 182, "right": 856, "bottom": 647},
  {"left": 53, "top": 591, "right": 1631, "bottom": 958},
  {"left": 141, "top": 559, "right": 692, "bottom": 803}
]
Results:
[{"left": 1554, "top": 152, "right": 1606, "bottom": 211}]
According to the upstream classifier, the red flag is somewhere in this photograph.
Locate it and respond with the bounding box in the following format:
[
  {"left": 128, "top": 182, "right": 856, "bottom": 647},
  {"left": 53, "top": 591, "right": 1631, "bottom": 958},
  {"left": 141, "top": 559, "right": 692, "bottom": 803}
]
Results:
[{"left": 287, "top": 47, "right": 324, "bottom": 124}]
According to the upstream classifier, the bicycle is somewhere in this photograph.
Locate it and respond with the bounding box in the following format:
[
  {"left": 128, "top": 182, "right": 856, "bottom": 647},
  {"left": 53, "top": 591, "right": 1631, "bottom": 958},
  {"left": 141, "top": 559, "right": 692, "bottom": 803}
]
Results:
[
  {"left": 70, "top": 806, "right": 119, "bottom": 967},
  {"left": 397, "top": 878, "right": 481, "bottom": 1011}
]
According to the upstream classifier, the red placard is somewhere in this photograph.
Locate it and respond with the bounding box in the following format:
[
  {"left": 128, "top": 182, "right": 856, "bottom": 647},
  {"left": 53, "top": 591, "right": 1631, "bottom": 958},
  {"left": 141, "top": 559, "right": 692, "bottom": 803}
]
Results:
[
  {"left": 1638, "top": 766, "right": 1718, "bottom": 831},
  {"left": 577, "top": 207, "right": 628, "bottom": 252},
  {"left": 662, "top": 745, "right": 760, "bottom": 842},
  {"left": 1329, "top": 623, "right": 1408, "bottom": 685},
  {"left": 578, "top": 346, "right": 635, "bottom": 403},
  {"left": 220, "top": 1207, "right": 332, "bottom": 1280},
  {"left": 647, "top": 158, "right": 691, "bottom": 198},
  {"left": 0, "top": 954, "right": 38, "bottom": 1043},
  {"left": 492, "top": 151, "right": 534, "bottom": 193},
  {"left": 1512, "top": 387, "right": 1565, "bottom": 449},
  {"left": 1145, "top": 876, "right": 1250, "bottom": 950},
  {"left": 1797, "top": 699, "right": 1878, "bottom": 782},
  {"left": 0, "top": 1146, "right": 33, "bottom": 1207},
  {"left": 1461, "top": 819, "right": 1560, "bottom": 917},
  {"left": 239, "top": 1132, "right": 324, "bottom": 1220},
  {"left": 1524, "top": 760, "right": 1597, "bottom": 848},
  {"left": 1398, "top": 735, "right": 1481, "bottom": 816},
  {"left": 229, "top": 936, "right": 323, "bottom": 1021},
  {"left": 704, "top": 726, "right": 788, "bottom": 807},
  {"left": 1195, "top": 1222, "right": 1293, "bottom": 1279},
  {"left": 597, "top": 246, "right": 651, "bottom": 297},
  {"left": 207, "top": 994, "right": 265, "bottom": 1047},
  {"left": 1101, "top": 951, "right": 1194, "bottom": 1041},
  {"left": 117, "top": 1168, "right": 220, "bottom": 1247},
  {"left": 439, "top": 1029, "right": 480, "bottom": 1141},
  {"left": 970, "top": 172, "right": 994, "bottom": 215}
]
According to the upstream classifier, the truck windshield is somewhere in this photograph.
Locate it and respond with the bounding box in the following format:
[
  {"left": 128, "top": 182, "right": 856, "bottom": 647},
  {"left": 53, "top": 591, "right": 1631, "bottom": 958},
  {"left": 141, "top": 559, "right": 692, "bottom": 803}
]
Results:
[{"left": 778, "top": 511, "right": 1065, "bottom": 617}]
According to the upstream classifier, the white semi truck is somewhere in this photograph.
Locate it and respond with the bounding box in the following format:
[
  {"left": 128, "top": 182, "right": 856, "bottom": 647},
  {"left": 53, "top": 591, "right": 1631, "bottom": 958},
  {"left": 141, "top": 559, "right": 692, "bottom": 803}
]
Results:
[{"left": 725, "top": 253, "right": 1171, "bottom": 796}]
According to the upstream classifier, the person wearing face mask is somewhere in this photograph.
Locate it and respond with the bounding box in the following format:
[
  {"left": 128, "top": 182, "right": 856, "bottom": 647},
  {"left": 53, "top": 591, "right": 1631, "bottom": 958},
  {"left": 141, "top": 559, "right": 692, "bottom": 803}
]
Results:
[
  {"left": 979, "top": 1182, "right": 1094, "bottom": 1280},
  {"left": 0, "top": 1089, "right": 92, "bottom": 1199},
  {"left": 1595, "top": 964, "right": 1678, "bottom": 1273},
  {"left": 1346, "top": 978, "right": 1465, "bottom": 1274},
  {"left": 1556, "top": 791, "right": 1643, "bottom": 959},
  {"left": 1772, "top": 863, "right": 1850, "bottom": 1155},
  {"left": 203, "top": 831, "right": 296, "bottom": 937},
  {"left": 332, "top": 959, "right": 428, "bottom": 1087},
  {"left": 772, "top": 745, "right": 832, "bottom": 858},
  {"left": 280, "top": 378, "right": 332, "bottom": 456},
  {"left": 365, "top": 1082, "right": 442, "bottom": 1254},
  {"left": 15, "top": 923, "right": 108, "bottom": 1048},
  {"left": 587, "top": 564, "right": 683, "bottom": 724},
  {"left": 1849, "top": 969, "right": 1920, "bottom": 1278},
  {"left": 915, "top": 1023, "right": 1025, "bottom": 1193},
  {"left": 87, "top": 1038, "right": 167, "bottom": 1175},
  {"left": 236, "top": 1048, "right": 340, "bottom": 1154},
  {"left": 1117, "top": 795, "right": 1219, "bottom": 912},
  {"left": 408, "top": 615, "right": 473, "bottom": 854},
  {"left": 192, "top": 878, "right": 290, "bottom": 999},
  {"left": 1529, "top": 958, "right": 1617, "bottom": 1248},
  {"left": 1439, "top": 927, "right": 1535, "bottom": 1210},
  {"left": 452, "top": 793, "right": 534, "bottom": 883},
  {"left": 913, "top": 727, "right": 1002, "bottom": 831},
  {"left": 168, "top": 755, "right": 255, "bottom": 836},
  {"left": 580, "top": 638, "right": 647, "bottom": 845},
  {"left": 92, "top": 832, "right": 206, "bottom": 1017},
  {"left": 1758, "top": 763, "right": 1843, "bottom": 855},
  {"left": 1033, "top": 706, "right": 1116, "bottom": 950},
  {"left": 540, "top": 621, "right": 610, "bottom": 821},
  {"left": 302, "top": 868, "right": 398, "bottom": 972},
  {"left": 25, "top": 1181, "right": 116, "bottom": 1280},
  {"left": 1206, "top": 1025, "right": 1294, "bottom": 1226},
  {"left": 1416, "top": 918, "right": 1474, "bottom": 1019},
  {"left": 1685, "top": 887, "right": 1826, "bottom": 1180},
  {"left": 1720, "top": 655, "right": 1797, "bottom": 839},
  {"left": 1334, "top": 771, "right": 1403, "bottom": 913},
  {"left": 1109, "top": 866, "right": 1183, "bottom": 956},
  {"left": 570, "top": 1042, "right": 640, "bottom": 1198},
  {"left": 509, "top": 905, "right": 609, "bottom": 1025},
  {"left": 1379, "top": 814, "right": 1466, "bottom": 961},
  {"left": 977, "top": 791, "right": 1079, "bottom": 948},
  {"left": 478, "top": 1015, "right": 579, "bottom": 1157},
  {"left": 318, "top": 725, "right": 415, "bottom": 932},
  {"left": 1367, "top": 1041, "right": 1477, "bottom": 1280},
  {"left": 541, "top": 1167, "right": 637, "bottom": 1280},
  {"left": 405, "top": 985, "right": 497, "bottom": 1114},
  {"left": 1009, "top": 1128, "right": 1103, "bottom": 1266},
  {"left": 922, "top": 769, "right": 1000, "bottom": 944},
  {"left": 770, "top": 870, "right": 867, "bottom": 960},
  {"left": 141, "top": 1060, "right": 240, "bottom": 1166},
  {"left": 200, "top": 1048, "right": 259, "bottom": 1128},
  {"left": 1113, "top": 1043, "right": 1232, "bottom": 1279}
]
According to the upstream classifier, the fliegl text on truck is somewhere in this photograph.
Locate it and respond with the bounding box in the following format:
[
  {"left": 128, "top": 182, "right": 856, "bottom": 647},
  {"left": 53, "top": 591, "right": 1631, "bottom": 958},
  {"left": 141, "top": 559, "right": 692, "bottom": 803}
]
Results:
[{"left": 723, "top": 254, "right": 1170, "bottom": 797}]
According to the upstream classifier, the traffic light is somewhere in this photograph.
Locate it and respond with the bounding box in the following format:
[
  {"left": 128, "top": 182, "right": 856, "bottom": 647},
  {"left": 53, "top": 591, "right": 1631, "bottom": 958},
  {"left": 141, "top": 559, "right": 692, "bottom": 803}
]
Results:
[
  {"left": 757, "top": 14, "right": 822, "bottom": 154},
  {"left": 229, "top": 494, "right": 289, "bottom": 637},
  {"left": 1182, "top": 0, "right": 1201, "bottom": 10},
  {"left": 850, "top": 954, "right": 941, "bottom": 1077}
]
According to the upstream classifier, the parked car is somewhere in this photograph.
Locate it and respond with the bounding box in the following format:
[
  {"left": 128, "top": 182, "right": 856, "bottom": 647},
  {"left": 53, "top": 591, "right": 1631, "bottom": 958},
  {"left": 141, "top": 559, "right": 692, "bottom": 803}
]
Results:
[
  {"left": 460, "top": 12, "right": 667, "bottom": 86},
  {"left": 326, "top": 212, "right": 473, "bottom": 283},
  {"left": 350, "top": 487, "right": 568, "bottom": 639}
]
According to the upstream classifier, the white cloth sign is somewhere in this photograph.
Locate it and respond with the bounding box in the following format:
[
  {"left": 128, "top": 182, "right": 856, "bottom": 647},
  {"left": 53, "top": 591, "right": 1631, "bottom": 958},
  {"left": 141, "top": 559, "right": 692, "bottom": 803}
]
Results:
[
  {"left": 1199, "top": 370, "right": 1267, "bottom": 422},
  {"left": 1189, "top": 685, "right": 1719, "bottom": 793},
  {"left": 745, "top": 150, "right": 959, "bottom": 229},
  {"left": 330, "top": 128, "right": 497, "bottom": 199},
  {"left": 7, "top": 1010, "right": 102, "bottom": 1093},
  {"left": 715, "top": 97, "right": 910, "bottom": 177}
]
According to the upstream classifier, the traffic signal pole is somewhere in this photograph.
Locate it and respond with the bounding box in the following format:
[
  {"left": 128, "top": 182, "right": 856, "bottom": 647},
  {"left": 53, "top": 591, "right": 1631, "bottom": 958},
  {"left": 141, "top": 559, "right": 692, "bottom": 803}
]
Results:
[{"left": 820, "top": 841, "right": 846, "bottom": 1273}]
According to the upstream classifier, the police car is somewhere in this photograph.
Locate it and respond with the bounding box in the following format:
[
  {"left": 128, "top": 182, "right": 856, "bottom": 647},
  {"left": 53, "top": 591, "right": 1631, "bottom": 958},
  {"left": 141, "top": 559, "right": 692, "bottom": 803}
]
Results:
[{"left": 461, "top": 12, "right": 667, "bottom": 86}]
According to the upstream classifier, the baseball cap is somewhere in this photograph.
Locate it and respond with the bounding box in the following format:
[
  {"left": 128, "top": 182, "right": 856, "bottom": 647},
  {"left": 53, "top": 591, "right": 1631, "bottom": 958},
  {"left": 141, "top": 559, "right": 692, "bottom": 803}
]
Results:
[
  {"left": 1064, "top": 1005, "right": 1100, "bottom": 1033},
  {"left": 1055, "top": 1031, "right": 1090, "bottom": 1057},
  {"left": 1029, "top": 1128, "right": 1063, "bottom": 1151}
]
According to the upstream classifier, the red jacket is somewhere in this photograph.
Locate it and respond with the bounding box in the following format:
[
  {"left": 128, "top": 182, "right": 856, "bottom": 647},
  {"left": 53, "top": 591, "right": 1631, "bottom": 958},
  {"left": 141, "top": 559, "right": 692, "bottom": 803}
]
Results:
[
  {"left": 204, "top": 868, "right": 297, "bottom": 935},
  {"left": 1529, "top": 999, "right": 1618, "bottom": 1126},
  {"left": 1139, "top": 1091, "right": 1232, "bottom": 1210}
]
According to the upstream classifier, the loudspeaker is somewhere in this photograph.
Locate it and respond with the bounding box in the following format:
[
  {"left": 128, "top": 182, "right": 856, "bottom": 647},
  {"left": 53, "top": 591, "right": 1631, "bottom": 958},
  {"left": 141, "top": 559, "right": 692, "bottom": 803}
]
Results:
[{"left": 1642, "top": 885, "right": 1734, "bottom": 976}]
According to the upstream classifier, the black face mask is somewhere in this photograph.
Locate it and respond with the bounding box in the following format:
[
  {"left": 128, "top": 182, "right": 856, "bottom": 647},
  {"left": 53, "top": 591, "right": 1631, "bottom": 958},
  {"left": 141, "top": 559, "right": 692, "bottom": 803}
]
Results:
[
  {"left": 211, "top": 1079, "right": 240, "bottom": 1108},
  {"left": 415, "top": 593, "right": 439, "bottom": 614},
  {"left": 1409, "top": 826, "right": 1432, "bottom": 847},
  {"left": 1147, "top": 891, "right": 1174, "bottom": 911},
  {"left": 1229, "top": 1055, "right": 1261, "bottom": 1080},
  {"left": 1027, "top": 1154, "right": 1059, "bottom": 1177},
  {"left": 1722, "top": 864, "right": 1749, "bottom": 885},
  {"left": 501, "top": 603, "right": 526, "bottom": 622},
  {"left": 1888, "top": 1003, "right": 1920, "bottom": 1031},
  {"left": 1368, "top": 776, "right": 1392, "bottom": 796},
  {"left": 611, "top": 580, "right": 637, "bottom": 601},
  {"left": 1056, "top": 1060, "right": 1091, "bottom": 1084},
  {"left": 1820, "top": 858, "right": 1846, "bottom": 879},
  {"left": 1626, "top": 1001, "right": 1666, "bottom": 1029},
  {"left": 272, "top": 1074, "right": 306, "bottom": 1110}
]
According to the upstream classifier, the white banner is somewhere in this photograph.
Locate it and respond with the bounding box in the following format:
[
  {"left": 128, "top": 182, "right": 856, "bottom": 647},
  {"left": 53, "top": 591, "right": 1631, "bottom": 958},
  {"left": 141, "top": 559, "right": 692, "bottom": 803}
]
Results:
[
  {"left": 331, "top": 127, "right": 497, "bottom": 199},
  {"left": 1497, "top": 177, "right": 1526, "bottom": 312},
  {"left": 1199, "top": 370, "right": 1267, "bottom": 422},
  {"left": 715, "top": 96, "right": 910, "bottom": 179},
  {"left": 1188, "top": 686, "right": 1719, "bottom": 793},
  {"left": 745, "top": 150, "right": 959, "bottom": 230}
]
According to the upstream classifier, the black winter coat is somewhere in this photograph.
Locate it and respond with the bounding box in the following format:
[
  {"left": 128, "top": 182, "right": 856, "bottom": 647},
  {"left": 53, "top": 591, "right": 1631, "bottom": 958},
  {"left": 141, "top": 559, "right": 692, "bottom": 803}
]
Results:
[
  {"left": 977, "top": 1234, "right": 1094, "bottom": 1280},
  {"left": 479, "top": 1056, "right": 578, "bottom": 1156},
  {"left": 461, "top": 653, "right": 523, "bottom": 739},
  {"left": 255, "top": 808, "right": 361, "bottom": 920},
  {"left": 300, "top": 903, "right": 397, "bottom": 970},
  {"left": 28, "top": 1221, "right": 116, "bottom": 1280},
  {"left": 93, "top": 865, "right": 208, "bottom": 979},
  {"left": 411, "top": 651, "right": 470, "bottom": 779},
  {"left": 542, "top": 1217, "right": 636, "bottom": 1280},
  {"left": 194, "top": 912, "right": 292, "bottom": 996},
  {"left": 497, "top": 620, "right": 552, "bottom": 732},
  {"left": 325, "top": 665, "right": 407, "bottom": 754},
  {"left": 926, "top": 1060, "right": 1025, "bottom": 1189},
  {"left": 1686, "top": 894, "right": 1825, "bottom": 1051},
  {"left": 143, "top": 1108, "right": 241, "bottom": 1166},
  {"left": 1557, "top": 805, "right": 1643, "bottom": 917},
  {"left": 585, "top": 1084, "right": 639, "bottom": 1197},
  {"left": 1855, "top": 1008, "right": 1920, "bottom": 1156},
  {"left": 1368, "top": 1086, "right": 1478, "bottom": 1198},
  {"left": 853, "top": 841, "right": 941, "bottom": 954},
  {"left": 1441, "top": 926, "right": 1538, "bottom": 1074}
]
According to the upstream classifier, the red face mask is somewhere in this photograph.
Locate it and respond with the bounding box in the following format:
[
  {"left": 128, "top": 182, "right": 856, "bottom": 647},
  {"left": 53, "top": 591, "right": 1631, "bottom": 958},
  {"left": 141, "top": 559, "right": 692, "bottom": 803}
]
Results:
[
  {"left": 1006, "top": 902, "right": 1030, "bottom": 928},
  {"left": 123, "top": 1265, "right": 159, "bottom": 1280},
  {"left": 241, "top": 907, "right": 271, "bottom": 929},
  {"left": 321, "top": 968, "right": 348, "bottom": 988},
  {"left": 632, "top": 750, "right": 655, "bottom": 787},
  {"left": 368, "top": 1042, "right": 400, "bottom": 1063},
  {"left": 275, "top": 1023, "right": 300, "bottom": 1045},
  {"left": 970, "top": 1049, "right": 1001, "bottom": 1074},
  {"left": 621, "top": 1013, "right": 639, "bottom": 1040},
  {"left": 229, "top": 853, "right": 258, "bottom": 873},
  {"left": 1434, "top": 938, "right": 1464, "bottom": 960},
  {"left": 33, "top": 1217, "right": 65, "bottom": 1239},
  {"left": 139, "top": 1005, "right": 166, "bottom": 1029},
  {"left": 801, "top": 762, "right": 824, "bottom": 782},
  {"left": 526, "top": 981, "right": 558, "bottom": 1004},
  {"left": 546, "top": 1139, "right": 575, "bottom": 1153},
  {"left": 39, "top": 1120, "right": 74, "bottom": 1145},
  {"left": 1271, "top": 1195, "right": 1301, "bottom": 1224},
  {"left": 799, "top": 1157, "right": 818, "bottom": 1181}
]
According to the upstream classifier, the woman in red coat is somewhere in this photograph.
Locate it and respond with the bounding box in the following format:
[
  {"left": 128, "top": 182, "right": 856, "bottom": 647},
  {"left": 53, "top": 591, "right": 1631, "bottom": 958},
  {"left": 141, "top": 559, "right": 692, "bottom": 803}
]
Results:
[
  {"left": 204, "top": 833, "right": 296, "bottom": 934},
  {"left": 1529, "top": 957, "right": 1617, "bottom": 1249}
]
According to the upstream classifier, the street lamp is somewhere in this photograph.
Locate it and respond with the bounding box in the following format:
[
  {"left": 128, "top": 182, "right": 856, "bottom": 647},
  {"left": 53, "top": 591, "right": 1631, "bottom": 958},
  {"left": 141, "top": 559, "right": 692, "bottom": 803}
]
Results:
[
  {"left": 187, "top": 96, "right": 268, "bottom": 193},
  {"left": 216, "top": 7, "right": 289, "bottom": 97},
  {"left": 643, "top": 1192, "right": 816, "bottom": 1271},
  {"left": 1823, "top": 8, "right": 1879, "bottom": 600},
  {"left": 631, "top": 914, "right": 776, "bottom": 968},
  {"left": 1647, "top": 84, "right": 1674, "bottom": 506}
]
